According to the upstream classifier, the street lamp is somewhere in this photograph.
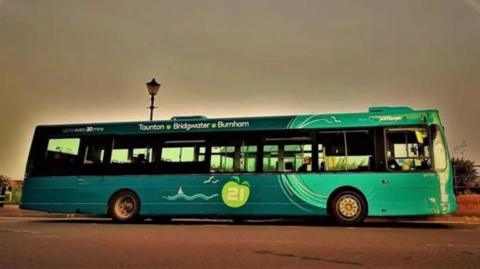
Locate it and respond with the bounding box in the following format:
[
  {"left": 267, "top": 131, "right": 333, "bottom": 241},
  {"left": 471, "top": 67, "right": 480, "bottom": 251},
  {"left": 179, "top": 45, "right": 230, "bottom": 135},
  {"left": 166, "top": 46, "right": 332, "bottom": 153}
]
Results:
[{"left": 146, "top": 78, "right": 161, "bottom": 121}]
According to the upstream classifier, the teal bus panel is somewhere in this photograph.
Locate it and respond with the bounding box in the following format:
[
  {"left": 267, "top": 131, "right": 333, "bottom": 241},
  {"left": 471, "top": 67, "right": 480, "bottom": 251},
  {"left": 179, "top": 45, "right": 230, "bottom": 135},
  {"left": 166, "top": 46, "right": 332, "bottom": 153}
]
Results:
[{"left": 22, "top": 172, "right": 456, "bottom": 217}]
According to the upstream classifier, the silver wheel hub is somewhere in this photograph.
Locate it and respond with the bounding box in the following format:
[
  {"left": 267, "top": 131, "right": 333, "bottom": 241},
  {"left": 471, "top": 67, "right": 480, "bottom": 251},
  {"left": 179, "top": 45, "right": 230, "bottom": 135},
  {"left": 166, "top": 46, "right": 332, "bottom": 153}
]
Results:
[
  {"left": 114, "top": 196, "right": 136, "bottom": 218},
  {"left": 336, "top": 195, "right": 360, "bottom": 218}
]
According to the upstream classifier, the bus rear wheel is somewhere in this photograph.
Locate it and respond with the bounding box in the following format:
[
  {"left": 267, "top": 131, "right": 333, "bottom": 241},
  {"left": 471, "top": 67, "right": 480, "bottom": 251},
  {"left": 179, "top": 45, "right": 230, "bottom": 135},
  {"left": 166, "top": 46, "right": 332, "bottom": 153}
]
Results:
[
  {"left": 109, "top": 190, "right": 140, "bottom": 223},
  {"left": 329, "top": 190, "right": 367, "bottom": 226}
]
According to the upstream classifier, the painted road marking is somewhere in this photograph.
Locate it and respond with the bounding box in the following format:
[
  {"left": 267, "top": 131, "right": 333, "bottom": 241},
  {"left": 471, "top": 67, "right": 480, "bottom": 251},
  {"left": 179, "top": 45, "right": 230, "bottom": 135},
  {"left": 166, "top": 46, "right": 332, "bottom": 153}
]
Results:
[
  {"left": 0, "top": 228, "right": 42, "bottom": 234},
  {"left": 427, "top": 243, "right": 480, "bottom": 248}
]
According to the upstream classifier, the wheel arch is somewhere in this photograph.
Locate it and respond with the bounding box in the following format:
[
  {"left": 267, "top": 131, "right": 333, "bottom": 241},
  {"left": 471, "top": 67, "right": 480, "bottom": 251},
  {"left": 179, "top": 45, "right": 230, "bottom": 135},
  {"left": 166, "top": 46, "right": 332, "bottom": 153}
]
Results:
[{"left": 327, "top": 186, "right": 368, "bottom": 216}]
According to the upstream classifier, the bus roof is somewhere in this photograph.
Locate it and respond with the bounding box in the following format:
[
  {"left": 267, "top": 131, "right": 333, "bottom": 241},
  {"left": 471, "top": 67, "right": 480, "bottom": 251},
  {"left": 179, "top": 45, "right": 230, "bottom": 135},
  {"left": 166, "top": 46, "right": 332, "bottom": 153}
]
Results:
[{"left": 34, "top": 106, "right": 443, "bottom": 137}]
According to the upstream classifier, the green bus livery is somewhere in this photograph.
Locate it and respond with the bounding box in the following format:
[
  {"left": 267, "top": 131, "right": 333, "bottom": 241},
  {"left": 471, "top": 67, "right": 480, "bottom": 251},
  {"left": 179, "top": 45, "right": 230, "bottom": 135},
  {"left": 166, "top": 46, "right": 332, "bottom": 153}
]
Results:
[{"left": 21, "top": 106, "right": 456, "bottom": 225}]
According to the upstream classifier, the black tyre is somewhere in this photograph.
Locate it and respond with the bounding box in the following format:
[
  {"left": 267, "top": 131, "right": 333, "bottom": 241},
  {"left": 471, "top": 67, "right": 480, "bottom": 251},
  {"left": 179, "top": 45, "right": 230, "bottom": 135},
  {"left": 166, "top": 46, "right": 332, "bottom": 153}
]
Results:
[
  {"left": 109, "top": 190, "right": 140, "bottom": 223},
  {"left": 329, "top": 190, "right": 367, "bottom": 226}
]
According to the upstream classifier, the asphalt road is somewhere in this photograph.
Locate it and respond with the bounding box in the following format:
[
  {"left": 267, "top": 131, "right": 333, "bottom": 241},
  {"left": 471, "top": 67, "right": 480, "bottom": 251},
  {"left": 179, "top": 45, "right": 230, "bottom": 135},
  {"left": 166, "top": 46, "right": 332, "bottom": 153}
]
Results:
[{"left": 1, "top": 218, "right": 479, "bottom": 269}]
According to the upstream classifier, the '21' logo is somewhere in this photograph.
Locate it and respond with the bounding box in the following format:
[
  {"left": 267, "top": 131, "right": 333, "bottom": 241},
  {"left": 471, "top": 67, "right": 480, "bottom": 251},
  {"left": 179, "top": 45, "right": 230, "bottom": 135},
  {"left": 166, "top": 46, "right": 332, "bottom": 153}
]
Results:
[{"left": 221, "top": 177, "right": 250, "bottom": 208}]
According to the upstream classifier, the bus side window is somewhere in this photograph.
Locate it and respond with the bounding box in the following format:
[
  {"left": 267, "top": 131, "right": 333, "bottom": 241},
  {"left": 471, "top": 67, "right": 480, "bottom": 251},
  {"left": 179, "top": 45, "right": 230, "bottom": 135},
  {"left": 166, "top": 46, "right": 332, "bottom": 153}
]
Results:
[
  {"left": 207, "top": 138, "right": 258, "bottom": 173},
  {"left": 159, "top": 141, "right": 207, "bottom": 174},
  {"left": 262, "top": 140, "right": 312, "bottom": 173},
  {"left": 40, "top": 137, "right": 81, "bottom": 175},
  {"left": 385, "top": 128, "right": 432, "bottom": 171},
  {"left": 432, "top": 125, "right": 447, "bottom": 171},
  {"left": 83, "top": 141, "right": 106, "bottom": 164},
  {"left": 46, "top": 138, "right": 81, "bottom": 164},
  {"left": 161, "top": 146, "right": 205, "bottom": 162},
  {"left": 263, "top": 145, "right": 280, "bottom": 172},
  {"left": 318, "top": 144, "right": 325, "bottom": 171},
  {"left": 240, "top": 145, "right": 257, "bottom": 173},
  {"left": 210, "top": 145, "right": 235, "bottom": 173},
  {"left": 111, "top": 137, "right": 155, "bottom": 164},
  {"left": 346, "top": 131, "right": 374, "bottom": 171},
  {"left": 317, "top": 130, "right": 374, "bottom": 172},
  {"left": 318, "top": 132, "right": 346, "bottom": 172},
  {"left": 284, "top": 144, "right": 312, "bottom": 172}
]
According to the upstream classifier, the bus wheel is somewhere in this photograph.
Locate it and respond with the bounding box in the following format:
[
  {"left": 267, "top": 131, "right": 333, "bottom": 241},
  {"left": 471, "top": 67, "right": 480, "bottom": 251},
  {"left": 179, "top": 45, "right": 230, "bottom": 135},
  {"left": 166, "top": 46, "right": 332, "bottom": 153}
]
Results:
[
  {"left": 330, "top": 190, "right": 367, "bottom": 226},
  {"left": 109, "top": 190, "right": 140, "bottom": 223}
]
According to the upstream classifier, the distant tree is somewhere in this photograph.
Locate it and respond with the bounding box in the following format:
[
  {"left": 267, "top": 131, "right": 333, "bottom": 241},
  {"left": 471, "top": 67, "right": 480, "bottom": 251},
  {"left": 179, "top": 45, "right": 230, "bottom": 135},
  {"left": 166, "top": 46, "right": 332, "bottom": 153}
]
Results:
[
  {"left": 453, "top": 141, "right": 468, "bottom": 159},
  {"left": 452, "top": 158, "right": 479, "bottom": 194},
  {"left": 0, "top": 175, "right": 11, "bottom": 187},
  {"left": 0, "top": 175, "right": 23, "bottom": 204}
]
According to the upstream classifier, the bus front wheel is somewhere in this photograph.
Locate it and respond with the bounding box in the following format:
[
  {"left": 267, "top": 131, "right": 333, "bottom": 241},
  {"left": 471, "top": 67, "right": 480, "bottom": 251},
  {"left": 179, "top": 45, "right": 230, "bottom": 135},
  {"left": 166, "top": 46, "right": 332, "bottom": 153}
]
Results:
[
  {"left": 329, "top": 190, "right": 367, "bottom": 226},
  {"left": 109, "top": 190, "right": 140, "bottom": 223}
]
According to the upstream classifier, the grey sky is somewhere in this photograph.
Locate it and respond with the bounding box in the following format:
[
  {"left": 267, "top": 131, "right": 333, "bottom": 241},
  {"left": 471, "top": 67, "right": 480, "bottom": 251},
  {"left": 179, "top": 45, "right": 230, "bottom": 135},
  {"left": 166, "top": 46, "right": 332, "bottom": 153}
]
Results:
[{"left": 1, "top": 0, "right": 480, "bottom": 178}]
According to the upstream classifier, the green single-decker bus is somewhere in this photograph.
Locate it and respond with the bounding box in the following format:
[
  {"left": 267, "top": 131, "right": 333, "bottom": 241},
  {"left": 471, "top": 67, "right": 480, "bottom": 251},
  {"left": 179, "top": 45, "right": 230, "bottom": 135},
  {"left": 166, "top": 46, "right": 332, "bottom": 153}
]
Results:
[{"left": 21, "top": 106, "right": 457, "bottom": 225}]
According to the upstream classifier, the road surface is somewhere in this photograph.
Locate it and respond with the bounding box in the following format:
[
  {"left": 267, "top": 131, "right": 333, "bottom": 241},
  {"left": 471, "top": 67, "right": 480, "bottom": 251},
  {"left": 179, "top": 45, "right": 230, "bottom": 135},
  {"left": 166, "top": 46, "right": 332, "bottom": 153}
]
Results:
[{"left": 1, "top": 218, "right": 479, "bottom": 268}]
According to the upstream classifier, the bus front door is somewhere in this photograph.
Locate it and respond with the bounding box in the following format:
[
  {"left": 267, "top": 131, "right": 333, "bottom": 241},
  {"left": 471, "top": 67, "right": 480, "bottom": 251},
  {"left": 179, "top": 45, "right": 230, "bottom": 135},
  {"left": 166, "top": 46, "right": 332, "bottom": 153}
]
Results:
[{"left": 75, "top": 137, "right": 109, "bottom": 214}]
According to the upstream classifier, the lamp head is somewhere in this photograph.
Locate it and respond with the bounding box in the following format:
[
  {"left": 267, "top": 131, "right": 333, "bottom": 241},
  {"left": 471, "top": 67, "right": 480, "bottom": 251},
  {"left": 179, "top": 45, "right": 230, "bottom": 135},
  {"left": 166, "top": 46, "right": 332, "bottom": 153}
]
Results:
[{"left": 146, "top": 78, "right": 161, "bottom": 96}]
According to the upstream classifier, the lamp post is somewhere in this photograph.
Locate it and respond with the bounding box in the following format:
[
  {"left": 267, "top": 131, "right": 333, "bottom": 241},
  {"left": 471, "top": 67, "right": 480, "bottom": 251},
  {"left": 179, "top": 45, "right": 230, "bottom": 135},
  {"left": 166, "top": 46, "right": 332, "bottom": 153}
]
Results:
[{"left": 146, "top": 78, "right": 161, "bottom": 121}]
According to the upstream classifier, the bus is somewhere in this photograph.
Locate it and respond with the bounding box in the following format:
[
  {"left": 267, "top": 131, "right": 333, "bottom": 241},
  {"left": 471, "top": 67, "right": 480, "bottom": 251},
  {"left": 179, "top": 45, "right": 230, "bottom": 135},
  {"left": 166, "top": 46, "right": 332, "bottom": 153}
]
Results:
[{"left": 21, "top": 106, "right": 457, "bottom": 225}]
